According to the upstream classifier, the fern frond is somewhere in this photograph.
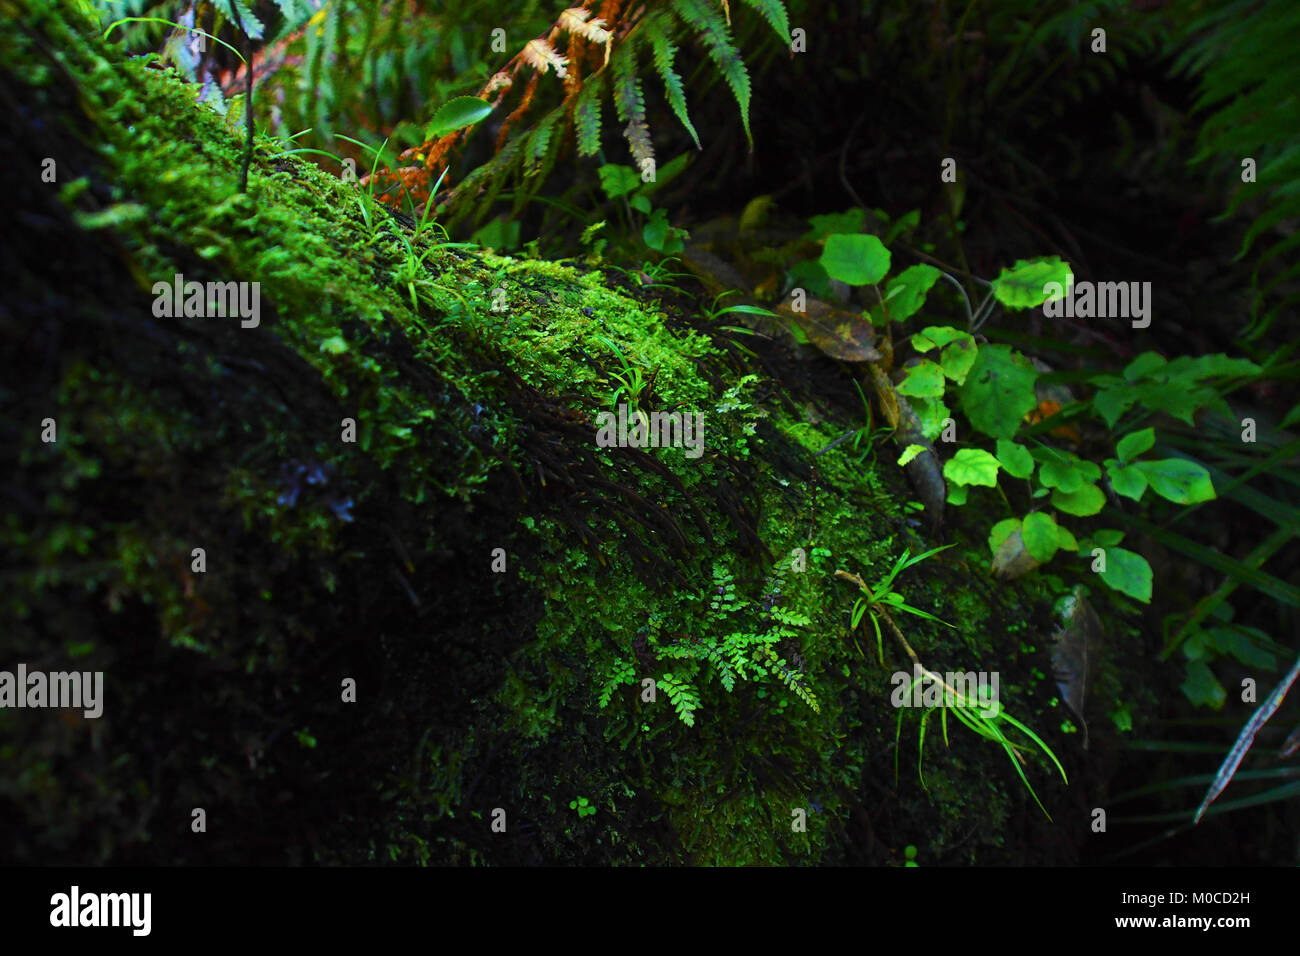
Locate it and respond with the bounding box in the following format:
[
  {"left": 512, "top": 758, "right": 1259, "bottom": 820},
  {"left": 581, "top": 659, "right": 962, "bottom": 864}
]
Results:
[
  {"left": 559, "top": 6, "right": 613, "bottom": 45},
  {"left": 522, "top": 37, "right": 569, "bottom": 78},
  {"left": 647, "top": 13, "right": 701, "bottom": 149},
  {"left": 214, "top": 0, "right": 264, "bottom": 39},
  {"left": 572, "top": 69, "right": 607, "bottom": 157},
  {"left": 659, "top": 672, "right": 701, "bottom": 726},
  {"left": 598, "top": 657, "right": 638, "bottom": 708},
  {"left": 672, "top": 0, "right": 753, "bottom": 148},
  {"left": 373, "top": 0, "right": 784, "bottom": 223},
  {"left": 516, "top": 112, "right": 566, "bottom": 213},
  {"left": 611, "top": 39, "right": 654, "bottom": 169},
  {"left": 1171, "top": 0, "right": 1300, "bottom": 337},
  {"left": 497, "top": 72, "right": 540, "bottom": 152},
  {"left": 526, "top": 111, "right": 561, "bottom": 176},
  {"left": 266, "top": 0, "right": 319, "bottom": 41},
  {"left": 738, "top": 0, "right": 791, "bottom": 44},
  {"left": 756, "top": 645, "right": 820, "bottom": 714}
]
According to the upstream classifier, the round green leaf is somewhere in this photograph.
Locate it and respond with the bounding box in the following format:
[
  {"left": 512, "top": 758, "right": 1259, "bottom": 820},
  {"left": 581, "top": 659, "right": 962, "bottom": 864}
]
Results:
[
  {"left": 1098, "top": 546, "right": 1153, "bottom": 602},
  {"left": 910, "top": 396, "right": 950, "bottom": 442},
  {"left": 995, "top": 439, "right": 1034, "bottom": 479},
  {"left": 943, "top": 447, "right": 1001, "bottom": 487},
  {"left": 1105, "top": 460, "right": 1148, "bottom": 500},
  {"left": 1051, "top": 482, "right": 1105, "bottom": 516},
  {"left": 1055, "top": 523, "right": 1079, "bottom": 552},
  {"left": 1093, "top": 383, "right": 1139, "bottom": 429},
  {"left": 643, "top": 208, "right": 671, "bottom": 251},
  {"left": 1035, "top": 451, "right": 1080, "bottom": 492},
  {"left": 939, "top": 338, "right": 978, "bottom": 385},
  {"left": 913, "top": 327, "right": 978, "bottom": 384},
  {"left": 912, "top": 325, "right": 969, "bottom": 351},
  {"left": 425, "top": 96, "right": 494, "bottom": 139},
  {"left": 820, "top": 233, "right": 890, "bottom": 286},
  {"left": 896, "top": 359, "right": 946, "bottom": 398},
  {"left": 1181, "top": 660, "right": 1226, "bottom": 710},
  {"left": 882, "top": 264, "right": 940, "bottom": 322},
  {"left": 1034, "top": 448, "right": 1098, "bottom": 493},
  {"left": 991, "top": 256, "right": 1072, "bottom": 309},
  {"left": 1115, "top": 427, "right": 1155, "bottom": 464},
  {"left": 1088, "top": 528, "right": 1125, "bottom": 548},
  {"left": 1133, "top": 458, "right": 1215, "bottom": 504},
  {"left": 958, "top": 344, "right": 1039, "bottom": 440},
  {"left": 1021, "top": 512, "right": 1060, "bottom": 563}
]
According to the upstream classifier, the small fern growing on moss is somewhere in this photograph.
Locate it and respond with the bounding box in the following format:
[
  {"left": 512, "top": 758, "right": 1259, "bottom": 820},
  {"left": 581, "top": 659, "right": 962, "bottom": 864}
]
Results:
[
  {"left": 597, "top": 561, "right": 820, "bottom": 726},
  {"left": 598, "top": 656, "right": 637, "bottom": 708},
  {"left": 657, "top": 671, "right": 703, "bottom": 725}
]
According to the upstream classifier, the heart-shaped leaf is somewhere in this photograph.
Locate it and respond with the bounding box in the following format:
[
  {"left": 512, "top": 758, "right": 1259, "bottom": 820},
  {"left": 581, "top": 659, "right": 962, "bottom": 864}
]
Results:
[
  {"left": 1022, "top": 512, "right": 1061, "bottom": 563},
  {"left": 995, "top": 440, "right": 1035, "bottom": 479},
  {"left": 943, "top": 447, "right": 1000, "bottom": 487},
  {"left": 991, "top": 257, "right": 1072, "bottom": 309},
  {"left": 820, "top": 233, "right": 890, "bottom": 286},
  {"left": 1098, "top": 547, "right": 1153, "bottom": 602},
  {"left": 959, "top": 345, "right": 1039, "bottom": 439},
  {"left": 882, "top": 264, "right": 940, "bottom": 321}
]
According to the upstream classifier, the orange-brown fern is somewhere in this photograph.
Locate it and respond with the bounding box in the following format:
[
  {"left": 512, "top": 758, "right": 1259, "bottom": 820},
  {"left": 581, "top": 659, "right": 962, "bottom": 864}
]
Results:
[{"left": 363, "top": 1, "right": 622, "bottom": 208}]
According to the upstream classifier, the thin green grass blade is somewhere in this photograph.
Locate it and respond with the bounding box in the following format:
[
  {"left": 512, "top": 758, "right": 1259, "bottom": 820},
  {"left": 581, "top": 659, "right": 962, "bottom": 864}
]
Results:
[{"left": 1121, "top": 512, "right": 1300, "bottom": 609}]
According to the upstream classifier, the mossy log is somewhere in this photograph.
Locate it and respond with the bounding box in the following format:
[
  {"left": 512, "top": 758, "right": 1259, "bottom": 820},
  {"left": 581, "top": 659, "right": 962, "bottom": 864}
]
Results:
[{"left": 1, "top": 1, "right": 1088, "bottom": 865}]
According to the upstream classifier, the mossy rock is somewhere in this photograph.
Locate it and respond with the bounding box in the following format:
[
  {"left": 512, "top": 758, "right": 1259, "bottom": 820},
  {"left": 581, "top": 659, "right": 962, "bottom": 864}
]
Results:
[{"left": 0, "top": 0, "right": 1115, "bottom": 865}]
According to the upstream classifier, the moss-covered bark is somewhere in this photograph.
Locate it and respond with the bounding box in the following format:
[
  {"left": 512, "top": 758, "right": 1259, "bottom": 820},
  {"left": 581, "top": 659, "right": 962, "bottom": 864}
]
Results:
[{"left": 1, "top": 1, "right": 1115, "bottom": 865}]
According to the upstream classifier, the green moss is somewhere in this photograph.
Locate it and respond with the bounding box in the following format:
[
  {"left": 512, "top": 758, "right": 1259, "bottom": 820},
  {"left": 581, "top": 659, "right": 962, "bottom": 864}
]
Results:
[{"left": 0, "top": 1, "right": 1116, "bottom": 866}]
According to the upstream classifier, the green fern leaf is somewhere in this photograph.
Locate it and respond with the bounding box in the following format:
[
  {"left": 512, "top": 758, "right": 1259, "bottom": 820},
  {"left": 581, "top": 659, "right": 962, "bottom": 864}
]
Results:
[
  {"left": 612, "top": 41, "right": 654, "bottom": 170},
  {"left": 215, "top": 0, "right": 265, "bottom": 40},
  {"left": 673, "top": 0, "right": 753, "bottom": 149},
  {"left": 647, "top": 14, "right": 701, "bottom": 149},
  {"left": 738, "top": 0, "right": 791, "bottom": 44},
  {"left": 598, "top": 658, "right": 637, "bottom": 709},
  {"left": 515, "top": 112, "right": 565, "bottom": 213},
  {"left": 1173, "top": 0, "right": 1300, "bottom": 334},
  {"left": 659, "top": 672, "right": 700, "bottom": 726},
  {"left": 573, "top": 71, "right": 606, "bottom": 157}
]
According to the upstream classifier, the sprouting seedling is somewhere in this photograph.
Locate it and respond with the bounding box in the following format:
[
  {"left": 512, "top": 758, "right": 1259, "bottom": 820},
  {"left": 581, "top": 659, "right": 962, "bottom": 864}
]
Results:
[
  {"left": 637, "top": 256, "right": 692, "bottom": 288},
  {"left": 837, "top": 546, "right": 1067, "bottom": 818},
  {"left": 703, "top": 289, "right": 781, "bottom": 324},
  {"left": 813, "top": 378, "right": 895, "bottom": 465},
  {"left": 406, "top": 165, "right": 452, "bottom": 241},
  {"left": 848, "top": 377, "right": 891, "bottom": 465},
  {"left": 337, "top": 134, "right": 397, "bottom": 242},
  {"left": 893, "top": 664, "right": 1067, "bottom": 818},
  {"left": 390, "top": 228, "right": 478, "bottom": 314},
  {"left": 594, "top": 334, "right": 653, "bottom": 428},
  {"left": 843, "top": 545, "right": 955, "bottom": 664}
]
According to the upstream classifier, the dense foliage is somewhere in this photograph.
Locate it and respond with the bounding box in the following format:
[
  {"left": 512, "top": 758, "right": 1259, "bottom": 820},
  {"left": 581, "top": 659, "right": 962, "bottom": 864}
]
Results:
[{"left": 5, "top": 0, "right": 1298, "bottom": 865}]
